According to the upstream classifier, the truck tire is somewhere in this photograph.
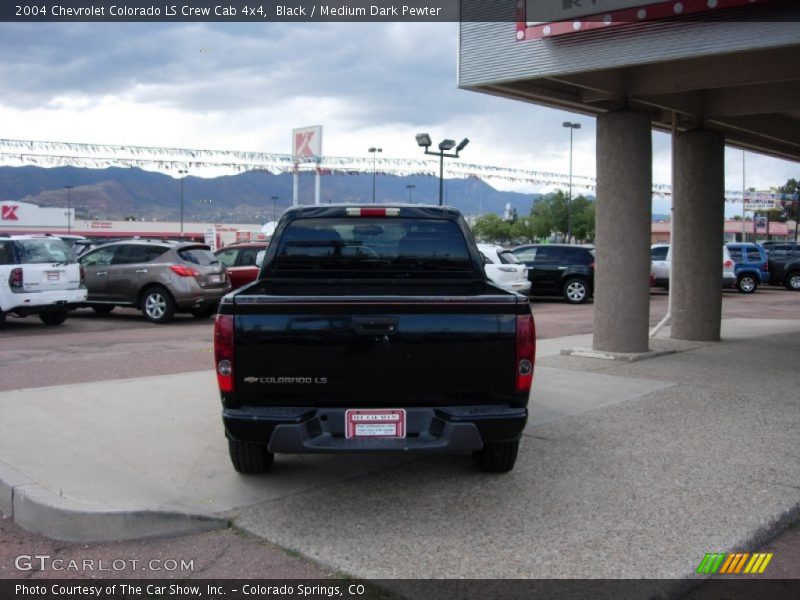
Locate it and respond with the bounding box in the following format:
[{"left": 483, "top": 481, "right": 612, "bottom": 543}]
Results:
[
  {"left": 736, "top": 273, "right": 758, "bottom": 294},
  {"left": 39, "top": 310, "right": 68, "bottom": 326},
  {"left": 140, "top": 285, "right": 176, "bottom": 324},
  {"left": 472, "top": 439, "right": 520, "bottom": 473},
  {"left": 786, "top": 271, "right": 800, "bottom": 291},
  {"left": 562, "top": 278, "right": 590, "bottom": 304},
  {"left": 228, "top": 439, "right": 274, "bottom": 474}
]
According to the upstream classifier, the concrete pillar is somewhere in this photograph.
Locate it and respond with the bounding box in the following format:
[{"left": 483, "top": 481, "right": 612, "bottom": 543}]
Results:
[
  {"left": 593, "top": 111, "right": 652, "bottom": 353},
  {"left": 672, "top": 129, "right": 725, "bottom": 341}
]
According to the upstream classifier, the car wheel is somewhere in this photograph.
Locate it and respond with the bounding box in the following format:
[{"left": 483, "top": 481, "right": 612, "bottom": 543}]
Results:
[
  {"left": 786, "top": 272, "right": 800, "bottom": 291},
  {"left": 563, "top": 278, "right": 590, "bottom": 304},
  {"left": 472, "top": 439, "right": 519, "bottom": 473},
  {"left": 39, "top": 310, "right": 68, "bottom": 326},
  {"left": 140, "top": 286, "right": 176, "bottom": 323},
  {"left": 736, "top": 274, "right": 758, "bottom": 294},
  {"left": 190, "top": 305, "right": 217, "bottom": 319},
  {"left": 228, "top": 439, "right": 274, "bottom": 474},
  {"left": 92, "top": 305, "right": 115, "bottom": 315}
]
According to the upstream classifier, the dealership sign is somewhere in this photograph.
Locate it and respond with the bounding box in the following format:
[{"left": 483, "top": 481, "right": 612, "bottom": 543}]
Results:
[{"left": 519, "top": 0, "right": 772, "bottom": 41}]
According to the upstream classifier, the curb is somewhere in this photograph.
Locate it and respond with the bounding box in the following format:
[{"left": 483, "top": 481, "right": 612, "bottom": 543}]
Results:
[{"left": 0, "top": 460, "right": 228, "bottom": 542}]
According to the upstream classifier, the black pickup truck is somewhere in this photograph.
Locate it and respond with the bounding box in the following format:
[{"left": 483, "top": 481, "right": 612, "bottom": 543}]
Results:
[{"left": 213, "top": 205, "right": 535, "bottom": 473}]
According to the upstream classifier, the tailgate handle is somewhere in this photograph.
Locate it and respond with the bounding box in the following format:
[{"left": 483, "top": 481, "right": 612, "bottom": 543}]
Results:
[{"left": 352, "top": 317, "right": 399, "bottom": 335}]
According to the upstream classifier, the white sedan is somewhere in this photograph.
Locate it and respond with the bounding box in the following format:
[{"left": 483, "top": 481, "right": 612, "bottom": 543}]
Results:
[{"left": 477, "top": 243, "right": 531, "bottom": 294}]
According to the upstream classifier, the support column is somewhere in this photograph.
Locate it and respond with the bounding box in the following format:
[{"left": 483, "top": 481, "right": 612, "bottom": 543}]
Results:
[
  {"left": 593, "top": 111, "right": 652, "bottom": 353},
  {"left": 672, "top": 129, "right": 725, "bottom": 341}
]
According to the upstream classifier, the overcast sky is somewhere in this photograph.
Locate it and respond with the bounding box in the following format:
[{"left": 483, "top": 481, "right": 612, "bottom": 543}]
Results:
[{"left": 0, "top": 21, "right": 797, "bottom": 216}]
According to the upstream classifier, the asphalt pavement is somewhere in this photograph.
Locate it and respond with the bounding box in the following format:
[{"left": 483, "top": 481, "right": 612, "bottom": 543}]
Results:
[{"left": 1, "top": 316, "right": 799, "bottom": 591}]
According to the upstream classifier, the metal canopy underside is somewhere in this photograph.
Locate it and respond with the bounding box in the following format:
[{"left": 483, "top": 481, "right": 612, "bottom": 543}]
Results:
[{"left": 459, "top": 4, "right": 800, "bottom": 162}]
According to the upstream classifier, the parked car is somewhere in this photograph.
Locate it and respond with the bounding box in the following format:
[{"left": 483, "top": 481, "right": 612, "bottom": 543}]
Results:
[
  {"left": 510, "top": 244, "right": 594, "bottom": 303},
  {"left": 725, "top": 243, "right": 769, "bottom": 293},
  {"left": 650, "top": 244, "right": 736, "bottom": 289},
  {"left": 765, "top": 242, "right": 800, "bottom": 290},
  {"left": 214, "top": 242, "right": 268, "bottom": 289},
  {"left": 78, "top": 240, "right": 231, "bottom": 323},
  {"left": 0, "top": 235, "right": 87, "bottom": 327},
  {"left": 476, "top": 243, "right": 531, "bottom": 294}
]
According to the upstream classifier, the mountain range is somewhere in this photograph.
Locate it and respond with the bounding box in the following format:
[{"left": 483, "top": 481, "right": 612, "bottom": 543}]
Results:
[{"left": 0, "top": 166, "right": 543, "bottom": 224}]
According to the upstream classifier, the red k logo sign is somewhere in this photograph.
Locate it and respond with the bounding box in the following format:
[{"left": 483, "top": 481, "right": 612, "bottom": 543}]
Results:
[
  {"left": 294, "top": 132, "right": 314, "bottom": 158},
  {"left": 1, "top": 205, "right": 19, "bottom": 220}
]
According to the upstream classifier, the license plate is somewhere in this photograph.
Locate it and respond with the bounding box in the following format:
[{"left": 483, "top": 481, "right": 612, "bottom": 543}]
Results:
[
  {"left": 208, "top": 274, "right": 222, "bottom": 283},
  {"left": 345, "top": 409, "right": 406, "bottom": 439},
  {"left": 46, "top": 271, "right": 60, "bottom": 281}
]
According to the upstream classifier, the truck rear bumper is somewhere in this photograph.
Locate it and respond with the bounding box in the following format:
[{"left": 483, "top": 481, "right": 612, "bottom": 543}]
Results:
[{"left": 223, "top": 405, "right": 528, "bottom": 454}]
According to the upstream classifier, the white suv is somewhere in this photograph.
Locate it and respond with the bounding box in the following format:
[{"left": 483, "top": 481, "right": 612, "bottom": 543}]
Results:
[
  {"left": 651, "top": 243, "right": 736, "bottom": 289},
  {"left": 0, "top": 235, "right": 88, "bottom": 327}
]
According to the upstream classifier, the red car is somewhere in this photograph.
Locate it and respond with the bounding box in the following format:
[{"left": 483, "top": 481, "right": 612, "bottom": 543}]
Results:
[{"left": 214, "top": 242, "right": 268, "bottom": 289}]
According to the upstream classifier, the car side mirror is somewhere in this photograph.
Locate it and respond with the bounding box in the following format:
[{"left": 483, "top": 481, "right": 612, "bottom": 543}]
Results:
[{"left": 255, "top": 250, "right": 265, "bottom": 267}]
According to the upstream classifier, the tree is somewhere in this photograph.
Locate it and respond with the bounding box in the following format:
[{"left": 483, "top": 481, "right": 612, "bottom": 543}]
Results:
[
  {"left": 778, "top": 178, "right": 800, "bottom": 223},
  {"left": 529, "top": 190, "right": 595, "bottom": 242},
  {"left": 509, "top": 216, "right": 537, "bottom": 243},
  {"left": 471, "top": 213, "right": 511, "bottom": 243}
]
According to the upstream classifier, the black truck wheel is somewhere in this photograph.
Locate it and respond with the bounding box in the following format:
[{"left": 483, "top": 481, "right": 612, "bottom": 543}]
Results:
[
  {"left": 228, "top": 439, "right": 274, "bottom": 474},
  {"left": 472, "top": 439, "right": 520, "bottom": 473}
]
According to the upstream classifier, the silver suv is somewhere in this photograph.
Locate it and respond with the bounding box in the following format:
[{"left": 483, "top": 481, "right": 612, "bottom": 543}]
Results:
[
  {"left": 78, "top": 240, "right": 230, "bottom": 323},
  {"left": 0, "top": 235, "right": 87, "bottom": 327}
]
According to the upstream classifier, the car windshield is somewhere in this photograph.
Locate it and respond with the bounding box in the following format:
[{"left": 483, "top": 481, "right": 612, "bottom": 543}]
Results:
[
  {"left": 498, "top": 250, "right": 520, "bottom": 264},
  {"left": 14, "top": 238, "right": 75, "bottom": 264},
  {"left": 270, "top": 217, "right": 474, "bottom": 279},
  {"left": 178, "top": 247, "right": 219, "bottom": 265}
]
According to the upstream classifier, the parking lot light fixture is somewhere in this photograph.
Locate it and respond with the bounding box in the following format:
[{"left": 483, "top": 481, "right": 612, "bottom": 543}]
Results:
[
  {"left": 563, "top": 122, "right": 581, "bottom": 243},
  {"left": 64, "top": 185, "right": 74, "bottom": 234},
  {"left": 178, "top": 169, "right": 188, "bottom": 238},
  {"left": 271, "top": 195, "right": 278, "bottom": 222},
  {"left": 368, "top": 147, "right": 382, "bottom": 203},
  {"left": 416, "top": 134, "right": 469, "bottom": 206}
]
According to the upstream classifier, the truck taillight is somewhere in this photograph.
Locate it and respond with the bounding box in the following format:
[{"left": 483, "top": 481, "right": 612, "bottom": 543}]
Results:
[
  {"left": 9, "top": 268, "right": 23, "bottom": 289},
  {"left": 516, "top": 313, "right": 535, "bottom": 393},
  {"left": 170, "top": 265, "right": 199, "bottom": 277},
  {"left": 214, "top": 313, "right": 235, "bottom": 393}
]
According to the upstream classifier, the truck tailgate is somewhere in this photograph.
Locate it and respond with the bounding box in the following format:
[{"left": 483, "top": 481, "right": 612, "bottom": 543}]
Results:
[{"left": 232, "top": 288, "right": 520, "bottom": 408}]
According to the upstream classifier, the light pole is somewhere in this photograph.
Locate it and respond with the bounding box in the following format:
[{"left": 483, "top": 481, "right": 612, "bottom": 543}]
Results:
[
  {"left": 368, "top": 147, "right": 382, "bottom": 203},
  {"left": 406, "top": 184, "right": 415, "bottom": 203},
  {"left": 64, "top": 185, "right": 74, "bottom": 234},
  {"left": 270, "top": 195, "right": 278, "bottom": 222},
  {"left": 415, "top": 134, "right": 469, "bottom": 206},
  {"left": 563, "top": 121, "right": 581, "bottom": 243},
  {"left": 178, "top": 169, "right": 188, "bottom": 238}
]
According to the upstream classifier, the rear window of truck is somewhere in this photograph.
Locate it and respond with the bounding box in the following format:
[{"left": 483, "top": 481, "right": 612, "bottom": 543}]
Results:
[{"left": 270, "top": 217, "right": 474, "bottom": 278}]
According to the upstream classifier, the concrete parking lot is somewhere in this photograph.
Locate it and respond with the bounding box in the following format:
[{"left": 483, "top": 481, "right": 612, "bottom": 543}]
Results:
[{"left": 1, "top": 290, "right": 799, "bottom": 592}]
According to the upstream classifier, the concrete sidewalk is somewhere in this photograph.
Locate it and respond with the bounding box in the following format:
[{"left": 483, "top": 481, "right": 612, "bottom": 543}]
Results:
[{"left": 1, "top": 318, "right": 799, "bottom": 582}]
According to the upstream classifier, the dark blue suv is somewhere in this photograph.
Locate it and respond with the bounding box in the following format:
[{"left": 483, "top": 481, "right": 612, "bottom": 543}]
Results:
[{"left": 725, "top": 243, "right": 769, "bottom": 293}]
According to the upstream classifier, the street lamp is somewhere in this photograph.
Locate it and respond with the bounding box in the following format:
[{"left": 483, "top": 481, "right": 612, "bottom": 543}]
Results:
[
  {"left": 368, "top": 147, "right": 382, "bottom": 203},
  {"left": 406, "top": 184, "right": 415, "bottom": 202},
  {"left": 270, "top": 195, "right": 278, "bottom": 222},
  {"left": 64, "top": 185, "right": 74, "bottom": 234},
  {"left": 178, "top": 169, "right": 188, "bottom": 238},
  {"left": 563, "top": 121, "right": 581, "bottom": 243},
  {"left": 416, "top": 134, "right": 469, "bottom": 206}
]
